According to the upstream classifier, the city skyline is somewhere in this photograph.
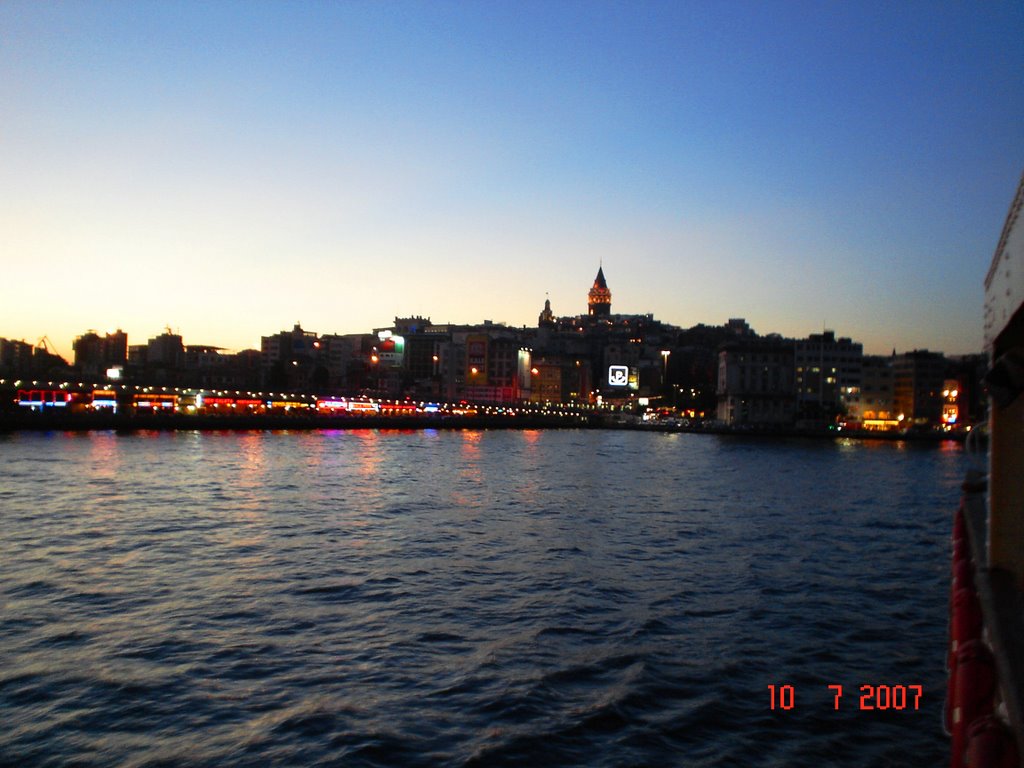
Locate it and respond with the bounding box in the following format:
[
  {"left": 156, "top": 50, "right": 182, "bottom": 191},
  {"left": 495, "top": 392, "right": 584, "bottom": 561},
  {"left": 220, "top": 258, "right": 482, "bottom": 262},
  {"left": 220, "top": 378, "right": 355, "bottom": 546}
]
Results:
[
  {"left": 2, "top": 2, "right": 1023, "bottom": 359},
  {"left": 0, "top": 262, "right": 999, "bottom": 364}
]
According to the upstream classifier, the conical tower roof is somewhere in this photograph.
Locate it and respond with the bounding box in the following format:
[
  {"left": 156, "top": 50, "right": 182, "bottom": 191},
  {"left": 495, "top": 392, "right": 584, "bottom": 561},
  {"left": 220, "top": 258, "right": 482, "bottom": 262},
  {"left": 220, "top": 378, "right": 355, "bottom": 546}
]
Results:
[{"left": 588, "top": 266, "right": 611, "bottom": 317}]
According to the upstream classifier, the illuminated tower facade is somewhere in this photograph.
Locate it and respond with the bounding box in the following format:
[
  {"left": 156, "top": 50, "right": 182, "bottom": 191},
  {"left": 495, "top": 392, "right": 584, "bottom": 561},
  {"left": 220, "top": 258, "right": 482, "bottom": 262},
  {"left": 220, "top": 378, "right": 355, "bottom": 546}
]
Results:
[{"left": 588, "top": 266, "right": 612, "bottom": 318}]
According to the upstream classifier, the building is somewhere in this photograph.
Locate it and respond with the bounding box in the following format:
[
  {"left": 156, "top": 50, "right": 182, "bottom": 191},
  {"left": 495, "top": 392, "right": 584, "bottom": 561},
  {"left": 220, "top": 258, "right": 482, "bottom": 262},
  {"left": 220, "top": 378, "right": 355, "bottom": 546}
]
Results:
[
  {"left": 670, "top": 323, "right": 750, "bottom": 418},
  {"left": 524, "top": 270, "right": 697, "bottom": 405},
  {"left": 893, "top": 350, "right": 946, "bottom": 425},
  {"left": 434, "top": 322, "right": 531, "bottom": 404},
  {"left": 793, "top": 331, "right": 863, "bottom": 421},
  {"left": 538, "top": 296, "right": 555, "bottom": 327},
  {"left": 0, "top": 338, "right": 34, "bottom": 376},
  {"left": 227, "top": 349, "right": 263, "bottom": 391},
  {"left": 384, "top": 316, "right": 447, "bottom": 398},
  {"left": 587, "top": 266, "right": 612, "bottom": 318},
  {"left": 945, "top": 353, "right": 987, "bottom": 426},
  {"left": 725, "top": 318, "right": 753, "bottom": 337},
  {"left": 941, "top": 378, "right": 961, "bottom": 426},
  {"left": 846, "top": 355, "right": 897, "bottom": 429},
  {"left": 146, "top": 331, "right": 185, "bottom": 369},
  {"left": 716, "top": 336, "right": 796, "bottom": 425},
  {"left": 261, "top": 323, "right": 328, "bottom": 392},
  {"left": 316, "top": 334, "right": 368, "bottom": 392},
  {"left": 178, "top": 345, "right": 260, "bottom": 390},
  {"left": 128, "top": 344, "right": 148, "bottom": 366},
  {"left": 73, "top": 329, "right": 128, "bottom": 378},
  {"left": 131, "top": 330, "right": 186, "bottom": 384}
]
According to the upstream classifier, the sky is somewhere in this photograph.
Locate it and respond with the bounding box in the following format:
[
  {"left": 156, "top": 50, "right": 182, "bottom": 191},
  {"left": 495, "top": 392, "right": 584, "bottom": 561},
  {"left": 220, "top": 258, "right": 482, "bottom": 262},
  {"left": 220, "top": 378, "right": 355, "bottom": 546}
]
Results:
[{"left": 1, "top": 1, "right": 1022, "bottom": 359}]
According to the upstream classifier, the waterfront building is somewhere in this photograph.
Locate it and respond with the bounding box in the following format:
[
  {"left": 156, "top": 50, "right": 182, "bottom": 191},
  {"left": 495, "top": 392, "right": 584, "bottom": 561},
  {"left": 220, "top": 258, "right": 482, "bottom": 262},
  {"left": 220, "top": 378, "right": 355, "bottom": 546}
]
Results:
[
  {"left": 106, "top": 330, "right": 127, "bottom": 366},
  {"left": 136, "top": 330, "right": 186, "bottom": 385},
  {"left": 227, "top": 349, "right": 263, "bottom": 391},
  {"left": 361, "top": 318, "right": 535, "bottom": 404},
  {"left": 314, "top": 334, "right": 365, "bottom": 392},
  {"left": 716, "top": 336, "right": 796, "bottom": 425},
  {"left": 793, "top": 331, "right": 863, "bottom": 422},
  {"left": 73, "top": 329, "right": 127, "bottom": 378},
  {"left": 524, "top": 308, "right": 593, "bottom": 405},
  {"left": 846, "top": 355, "right": 897, "bottom": 429},
  {"left": 179, "top": 345, "right": 261, "bottom": 390},
  {"left": 528, "top": 358, "right": 562, "bottom": 403},
  {"left": 435, "top": 322, "right": 529, "bottom": 404},
  {"left": 146, "top": 330, "right": 185, "bottom": 369},
  {"left": 185, "top": 345, "right": 227, "bottom": 369},
  {"left": 182, "top": 345, "right": 229, "bottom": 387},
  {"left": 524, "top": 355, "right": 589, "bottom": 404},
  {"left": 941, "top": 378, "right": 961, "bottom": 426},
  {"left": 945, "top": 353, "right": 987, "bottom": 425},
  {"left": 361, "top": 318, "right": 446, "bottom": 399},
  {"left": 260, "top": 323, "right": 329, "bottom": 392},
  {"left": 893, "top": 349, "right": 946, "bottom": 425},
  {"left": 384, "top": 317, "right": 447, "bottom": 398},
  {"left": 0, "top": 338, "right": 34, "bottom": 376},
  {"left": 670, "top": 323, "right": 751, "bottom": 418}
]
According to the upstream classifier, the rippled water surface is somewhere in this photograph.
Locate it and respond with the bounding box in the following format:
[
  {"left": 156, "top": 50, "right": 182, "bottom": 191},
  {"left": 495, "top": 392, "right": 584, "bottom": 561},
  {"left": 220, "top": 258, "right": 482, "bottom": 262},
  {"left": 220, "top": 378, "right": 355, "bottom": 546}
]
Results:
[{"left": 0, "top": 429, "right": 968, "bottom": 766}]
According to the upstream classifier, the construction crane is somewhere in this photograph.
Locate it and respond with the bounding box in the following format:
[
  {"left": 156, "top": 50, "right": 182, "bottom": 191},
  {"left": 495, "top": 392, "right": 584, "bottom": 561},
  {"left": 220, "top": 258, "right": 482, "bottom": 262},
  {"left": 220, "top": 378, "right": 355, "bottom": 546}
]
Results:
[{"left": 35, "top": 336, "right": 66, "bottom": 361}]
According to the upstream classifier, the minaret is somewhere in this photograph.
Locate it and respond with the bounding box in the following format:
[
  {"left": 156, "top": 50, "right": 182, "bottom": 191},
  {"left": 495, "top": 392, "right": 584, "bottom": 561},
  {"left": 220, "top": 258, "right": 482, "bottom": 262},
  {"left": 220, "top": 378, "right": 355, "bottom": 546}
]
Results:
[{"left": 588, "top": 266, "right": 612, "bottom": 318}]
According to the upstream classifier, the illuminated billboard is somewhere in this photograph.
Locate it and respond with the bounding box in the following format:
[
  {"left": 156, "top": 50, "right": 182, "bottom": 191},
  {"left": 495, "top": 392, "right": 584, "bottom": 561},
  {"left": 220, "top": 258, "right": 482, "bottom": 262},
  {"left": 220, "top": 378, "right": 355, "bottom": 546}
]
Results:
[
  {"left": 467, "top": 335, "right": 488, "bottom": 379},
  {"left": 608, "top": 365, "right": 629, "bottom": 387},
  {"left": 607, "top": 364, "right": 639, "bottom": 390},
  {"left": 377, "top": 331, "right": 405, "bottom": 367},
  {"left": 517, "top": 349, "right": 532, "bottom": 393}
]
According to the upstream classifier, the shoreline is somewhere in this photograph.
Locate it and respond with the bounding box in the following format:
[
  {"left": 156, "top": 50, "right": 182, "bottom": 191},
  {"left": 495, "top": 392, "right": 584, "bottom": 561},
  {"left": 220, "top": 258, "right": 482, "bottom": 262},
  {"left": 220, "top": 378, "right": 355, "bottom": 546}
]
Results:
[{"left": 0, "top": 411, "right": 969, "bottom": 443}]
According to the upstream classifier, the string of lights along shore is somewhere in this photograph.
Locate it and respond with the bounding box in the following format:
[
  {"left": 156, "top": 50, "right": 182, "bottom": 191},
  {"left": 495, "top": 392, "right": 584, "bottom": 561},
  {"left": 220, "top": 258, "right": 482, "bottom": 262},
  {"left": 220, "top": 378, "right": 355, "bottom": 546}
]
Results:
[{"left": 1, "top": 267, "right": 983, "bottom": 431}]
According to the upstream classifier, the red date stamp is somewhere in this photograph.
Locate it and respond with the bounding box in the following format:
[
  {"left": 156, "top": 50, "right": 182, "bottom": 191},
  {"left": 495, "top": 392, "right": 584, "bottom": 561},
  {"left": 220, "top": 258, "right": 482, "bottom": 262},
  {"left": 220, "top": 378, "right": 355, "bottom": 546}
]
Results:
[{"left": 768, "top": 684, "right": 923, "bottom": 711}]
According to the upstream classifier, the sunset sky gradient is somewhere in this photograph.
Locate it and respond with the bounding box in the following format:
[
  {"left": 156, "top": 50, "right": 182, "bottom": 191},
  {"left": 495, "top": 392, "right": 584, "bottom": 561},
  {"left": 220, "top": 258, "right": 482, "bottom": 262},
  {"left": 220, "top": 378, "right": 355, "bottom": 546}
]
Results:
[{"left": 2, "top": 1, "right": 1022, "bottom": 358}]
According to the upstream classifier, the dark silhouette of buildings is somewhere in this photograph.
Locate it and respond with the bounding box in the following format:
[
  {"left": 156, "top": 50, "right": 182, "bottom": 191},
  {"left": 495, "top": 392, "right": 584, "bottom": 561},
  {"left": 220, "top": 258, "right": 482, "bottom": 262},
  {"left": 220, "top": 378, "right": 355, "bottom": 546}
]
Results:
[
  {"left": 5, "top": 265, "right": 985, "bottom": 428},
  {"left": 73, "top": 329, "right": 127, "bottom": 377}
]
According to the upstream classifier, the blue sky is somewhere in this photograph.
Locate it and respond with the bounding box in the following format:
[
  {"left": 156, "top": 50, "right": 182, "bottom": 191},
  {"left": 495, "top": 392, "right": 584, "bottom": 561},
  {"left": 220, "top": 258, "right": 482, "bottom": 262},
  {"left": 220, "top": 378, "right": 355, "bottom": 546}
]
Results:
[{"left": 1, "top": 1, "right": 1022, "bottom": 357}]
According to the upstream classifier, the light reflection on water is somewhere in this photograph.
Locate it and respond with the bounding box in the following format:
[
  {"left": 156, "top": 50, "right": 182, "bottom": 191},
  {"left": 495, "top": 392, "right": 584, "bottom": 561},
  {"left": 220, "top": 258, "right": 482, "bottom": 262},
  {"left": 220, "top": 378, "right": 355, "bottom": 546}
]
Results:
[{"left": 0, "top": 430, "right": 966, "bottom": 767}]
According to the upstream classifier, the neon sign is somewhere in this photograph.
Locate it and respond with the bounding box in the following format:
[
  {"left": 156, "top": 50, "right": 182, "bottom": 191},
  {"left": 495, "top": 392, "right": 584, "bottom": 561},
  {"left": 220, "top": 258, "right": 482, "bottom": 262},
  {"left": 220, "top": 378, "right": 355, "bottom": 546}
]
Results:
[{"left": 608, "top": 365, "right": 629, "bottom": 387}]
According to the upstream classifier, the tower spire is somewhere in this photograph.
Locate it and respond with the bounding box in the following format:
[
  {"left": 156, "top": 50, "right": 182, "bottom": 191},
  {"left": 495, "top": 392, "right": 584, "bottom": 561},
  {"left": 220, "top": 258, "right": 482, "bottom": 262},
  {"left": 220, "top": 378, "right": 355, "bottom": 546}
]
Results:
[{"left": 588, "top": 266, "right": 611, "bottom": 318}]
